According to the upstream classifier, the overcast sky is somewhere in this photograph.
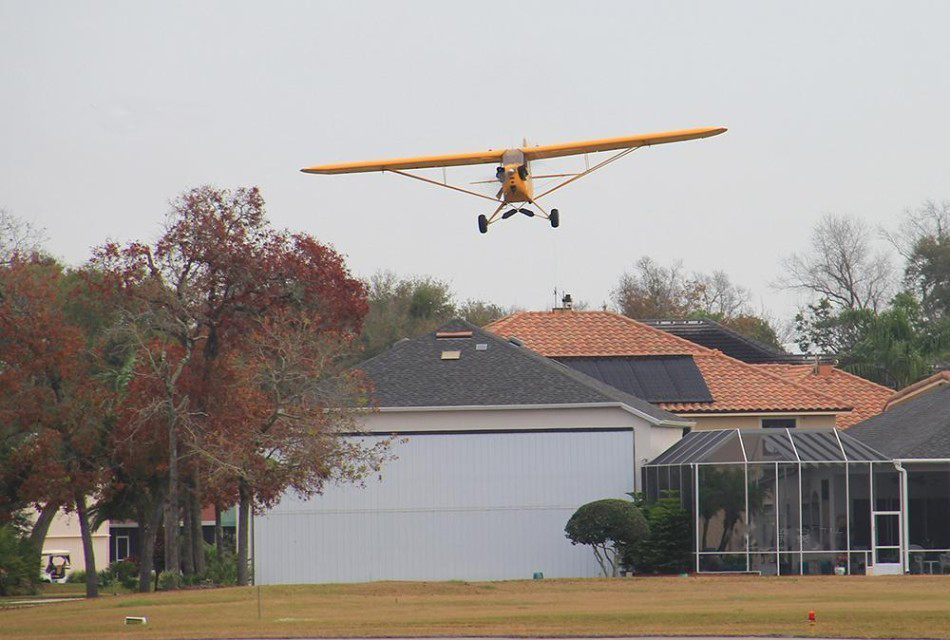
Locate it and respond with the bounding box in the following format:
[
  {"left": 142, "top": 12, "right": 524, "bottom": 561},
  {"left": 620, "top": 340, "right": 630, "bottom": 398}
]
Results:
[{"left": 3, "top": 1, "right": 949, "bottom": 327}]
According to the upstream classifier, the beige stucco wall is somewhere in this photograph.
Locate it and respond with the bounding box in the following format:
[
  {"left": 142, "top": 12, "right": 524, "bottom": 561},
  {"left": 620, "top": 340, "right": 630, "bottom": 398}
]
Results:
[
  {"left": 683, "top": 413, "right": 839, "bottom": 431},
  {"left": 36, "top": 509, "right": 110, "bottom": 579}
]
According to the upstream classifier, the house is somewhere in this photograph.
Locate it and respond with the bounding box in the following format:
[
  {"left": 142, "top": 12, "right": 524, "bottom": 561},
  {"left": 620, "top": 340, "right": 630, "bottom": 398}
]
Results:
[
  {"left": 253, "top": 320, "right": 692, "bottom": 584},
  {"left": 644, "top": 428, "right": 918, "bottom": 575},
  {"left": 846, "top": 371, "right": 950, "bottom": 458},
  {"left": 645, "top": 318, "right": 893, "bottom": 428},
  {"left": 811, "top": 371, "right": 950, "bottom": 573},
  {"left": 485, "top": 311, "right": 853, "bottom": 430}
]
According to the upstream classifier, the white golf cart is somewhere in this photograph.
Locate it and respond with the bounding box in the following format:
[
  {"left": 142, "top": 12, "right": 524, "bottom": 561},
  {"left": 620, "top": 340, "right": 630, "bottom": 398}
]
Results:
[{"left": 40, "top": 550, "right": 72, "bottom": 584}]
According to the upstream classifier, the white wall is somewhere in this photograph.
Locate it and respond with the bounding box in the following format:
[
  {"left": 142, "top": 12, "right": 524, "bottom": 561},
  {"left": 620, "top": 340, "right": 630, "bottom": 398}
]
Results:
[
  {"left": 40, "top": 509, "right": 110, "bottom": 578},
  {"left": 255, "top": 428, "right": 639, "bottom": 584}
]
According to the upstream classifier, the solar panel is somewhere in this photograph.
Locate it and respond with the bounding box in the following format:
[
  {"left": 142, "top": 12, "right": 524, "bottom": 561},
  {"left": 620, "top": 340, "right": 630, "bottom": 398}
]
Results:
[{"left": 557, "top": 356, "right": 713, "bottom": 403}]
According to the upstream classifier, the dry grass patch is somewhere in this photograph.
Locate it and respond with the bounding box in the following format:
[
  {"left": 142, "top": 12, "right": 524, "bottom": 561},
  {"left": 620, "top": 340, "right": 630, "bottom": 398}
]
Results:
[{"left": 1, "top": 575, "right": 949, "bottom": 639}]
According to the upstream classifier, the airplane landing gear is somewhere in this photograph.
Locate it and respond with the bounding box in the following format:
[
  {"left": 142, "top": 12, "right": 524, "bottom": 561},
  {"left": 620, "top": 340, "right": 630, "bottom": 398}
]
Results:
[{"left": 477, "top": 204, "right": 558, "bottom": 235}]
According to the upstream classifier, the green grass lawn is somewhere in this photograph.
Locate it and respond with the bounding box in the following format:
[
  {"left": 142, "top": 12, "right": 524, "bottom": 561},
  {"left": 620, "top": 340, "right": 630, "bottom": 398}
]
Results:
[{"left": 1, "top": 575, "right": 949, "bottom": 639}]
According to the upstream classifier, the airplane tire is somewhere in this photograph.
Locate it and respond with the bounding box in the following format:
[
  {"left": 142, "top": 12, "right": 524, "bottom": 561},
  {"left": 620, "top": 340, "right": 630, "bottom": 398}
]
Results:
[
  {"left": 502, "top": 209, "right": 518, "bottom": 219},
  {"left": 477, "top": 214, "right": 488, "bottom": 234},
  {"left": 519, "top": 208, "right": 535, "bottom": 217},
  {"left": 550, "top": 209, "right": 560, "bottom": 228}
]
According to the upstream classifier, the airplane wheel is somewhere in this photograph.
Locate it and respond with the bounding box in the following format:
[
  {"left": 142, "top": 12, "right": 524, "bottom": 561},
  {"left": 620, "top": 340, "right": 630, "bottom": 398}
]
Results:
[
  {"left": 550, "top": 209, "right": 560, "bottom": 228},
  {"left": 478, "top": 214, "right": 488, "bottom": 234},
  {"left": 502, "top": 209, "right": 518, "bottom": 219},
  {"left": 519, "top": 208, "right": 534, "bottom": 217}
]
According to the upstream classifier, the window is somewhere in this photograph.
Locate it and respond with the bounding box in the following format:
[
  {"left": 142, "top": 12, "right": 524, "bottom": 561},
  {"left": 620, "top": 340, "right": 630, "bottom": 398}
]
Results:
[
  {"left": 762, "top": 418, "right": 797, "bottom": 429},
  {"left": 115, "top": 535, "right": 130, "bottom": 561}
]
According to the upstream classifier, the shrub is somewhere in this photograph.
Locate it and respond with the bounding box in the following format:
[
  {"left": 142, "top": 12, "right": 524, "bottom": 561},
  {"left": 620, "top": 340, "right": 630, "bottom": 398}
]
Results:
[
  {"left": 157, "top": 570, "right": 181, "bottom": 591},
  {"left": 66, "top": 569, "right": 86, "bottom": 584},
  {"left": 98, "top": 559, "right": 139, "bottom": 590},
  {"left": 96, "top": 568, "right": 113, "bottom": 587},
  {"left": 0, "top": 523, "right": 39, "bottom": 596},
  {"left": 203, "top": 545, "right": 237, "bottom": 586},
  {"left": 629, "top": 490, "right": 692, "bottom": 574},
  {"left": 565, "top": 498, "right": 649, "bottom": 577}
]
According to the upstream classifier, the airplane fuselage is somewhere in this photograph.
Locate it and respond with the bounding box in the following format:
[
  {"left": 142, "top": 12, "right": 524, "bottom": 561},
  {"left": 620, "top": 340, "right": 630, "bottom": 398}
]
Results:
[{"left": 498, "top": 148, "right": 533, "bottom": 203}]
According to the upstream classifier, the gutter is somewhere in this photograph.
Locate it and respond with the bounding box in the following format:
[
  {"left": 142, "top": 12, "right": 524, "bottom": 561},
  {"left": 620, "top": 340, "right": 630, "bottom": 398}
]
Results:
[
  {"left": 372, "top": 402, "right": 694, "bottom": 428},
  {"left": 895, "top": 461, "right": 909, "bottom": 574}
]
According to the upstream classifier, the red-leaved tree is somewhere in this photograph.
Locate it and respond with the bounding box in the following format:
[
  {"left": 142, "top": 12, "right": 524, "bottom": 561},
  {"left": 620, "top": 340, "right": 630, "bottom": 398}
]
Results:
[{"left": 94, "top": 186, "right": 385, "bottom": 586}]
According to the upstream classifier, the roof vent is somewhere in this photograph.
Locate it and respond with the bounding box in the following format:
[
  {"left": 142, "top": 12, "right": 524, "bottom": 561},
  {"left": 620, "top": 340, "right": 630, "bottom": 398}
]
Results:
[
  {"left": 508, "top": 336, "right": 523, "bottom": 347},
  {"left": 475, "top": 343, "right": 488, "bottom": 351},
  {"left": 440, "top": 350, "right": 461, "bottom": 360},
  {"left": 552, "top": 293, "right": 573, "bottom": 311},
  {"left": 436, "top": 331, "right": 473, "bottom": 339}
]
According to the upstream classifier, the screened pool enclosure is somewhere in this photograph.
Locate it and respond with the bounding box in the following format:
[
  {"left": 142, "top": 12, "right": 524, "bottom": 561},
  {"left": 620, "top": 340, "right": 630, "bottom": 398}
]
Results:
[{"left": 644, "top": 429, "right": 950, "bottom": 576}]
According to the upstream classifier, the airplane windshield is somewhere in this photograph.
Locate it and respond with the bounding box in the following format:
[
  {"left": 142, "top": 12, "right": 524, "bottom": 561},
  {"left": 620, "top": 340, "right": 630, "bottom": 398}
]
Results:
[{"left": 501, "top": 149, "right": 525, "bottom": 165}]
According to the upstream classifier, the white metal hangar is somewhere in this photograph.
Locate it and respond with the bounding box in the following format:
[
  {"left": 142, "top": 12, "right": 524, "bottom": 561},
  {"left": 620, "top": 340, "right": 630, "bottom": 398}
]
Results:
[{"left": 253, "top": 320, "right": 691, "bottom": 584}]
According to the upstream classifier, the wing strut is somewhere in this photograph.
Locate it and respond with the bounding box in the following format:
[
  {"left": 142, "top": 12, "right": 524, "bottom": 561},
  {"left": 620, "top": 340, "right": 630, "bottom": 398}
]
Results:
[
  {"left": 533, "top": 146, "right": 640, "bottom": 202},
  {"left": 385, "top": 169, "right": 500, "bottom": 203}
]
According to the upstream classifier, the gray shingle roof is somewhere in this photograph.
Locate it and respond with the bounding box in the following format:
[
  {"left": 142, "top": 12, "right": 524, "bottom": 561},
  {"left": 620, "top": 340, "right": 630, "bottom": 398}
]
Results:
[
  {"left": 847, "top": 385, "right": 950, "bottom": 458},
  {"left": 357, "top": 319, "right": 690, "bottom": 425}
]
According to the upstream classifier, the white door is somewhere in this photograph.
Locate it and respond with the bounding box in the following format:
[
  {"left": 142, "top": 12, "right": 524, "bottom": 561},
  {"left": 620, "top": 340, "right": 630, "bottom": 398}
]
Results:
[{"left": 871, "top": 511, "right": 903, "bottom": 575}]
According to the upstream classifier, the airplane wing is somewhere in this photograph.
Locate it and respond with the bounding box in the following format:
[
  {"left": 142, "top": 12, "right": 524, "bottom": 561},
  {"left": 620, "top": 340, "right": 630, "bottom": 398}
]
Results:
[
  {"left": 301, "top": 149, "right": 505, "bottom": 174},
  {"left": 301, "top": 126, "right": 725, "bottom": 174},
  {"left": 520, "top": 126, "right": 727, "bottom": 161}
]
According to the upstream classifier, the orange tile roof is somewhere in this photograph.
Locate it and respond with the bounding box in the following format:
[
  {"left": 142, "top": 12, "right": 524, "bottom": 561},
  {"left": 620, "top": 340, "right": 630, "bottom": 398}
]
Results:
[
  {"left": 757, "top": 364, "right": 892, "bottom": 428},
  {"left": 485, "top": 311, "right": 850, "bottom": 415},
  {"left": 487, "top": 311, "right": 710, "bottom": 357}
]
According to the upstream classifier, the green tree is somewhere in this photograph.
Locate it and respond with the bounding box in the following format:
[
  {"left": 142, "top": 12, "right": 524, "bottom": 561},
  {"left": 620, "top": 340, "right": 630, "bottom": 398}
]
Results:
[
  {"left": 457, "top": 299, "right": 510, "bottom": 327},
  {"left": 631, "top": 491, "right": 692, "bottom": 574},
  {"left": 0, "top": 519, "right": 39, "bottom": 596},
  {"left": 840, "top": 293, "right": 950, "bottom": 388},
  {"left": 359, "top": 271, "right": 456, "bottom": 358},
  {"left": 565, "top": 499, "right": 649, "bottom": 577},
  {"left": 794, "top": 298, "right": 875, "bottom": 355},
  {"left": 896, "top": 201, "right": 950, "bottom": 324}
]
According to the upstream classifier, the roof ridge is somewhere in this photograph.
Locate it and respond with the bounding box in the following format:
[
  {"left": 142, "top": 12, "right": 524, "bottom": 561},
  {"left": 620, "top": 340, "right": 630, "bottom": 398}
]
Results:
[
  {"left": 885, "top": 370, "right": 950, "bottom": 409},
  {"left": 603, "top": 311, "right": 717, "bottom": 355}
]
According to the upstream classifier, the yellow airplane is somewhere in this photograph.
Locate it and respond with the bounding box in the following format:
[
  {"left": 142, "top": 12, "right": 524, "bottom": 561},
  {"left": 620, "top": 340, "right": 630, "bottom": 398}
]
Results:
[{"left": 302, "top": 126, "right": 726, "bottom": 234}]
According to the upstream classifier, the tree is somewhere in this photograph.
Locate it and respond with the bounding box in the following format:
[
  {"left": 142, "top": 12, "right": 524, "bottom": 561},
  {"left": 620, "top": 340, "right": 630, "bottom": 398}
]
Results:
[
  {"left": 839, "top": 293, "right": 950, "bottom": 389},
  {"left": 359, "top": 271, "right": 456, "bottom": 358},
  {"left": 0, "top": 257, "right": 113, "bottom": 598},
  {"left": 0, "top": 208, "right": 46, "bottom": 265},
  {"left": 779, "top": 213, "right": 894, "bottom": 312},
  {"left": 457, "top": 299, "right": 511, "bottom": 327},
  {"left": 794, "top": 298, "right": 875, "bottom": 355},
  {"left": 612, "top": 257, "right": 693, "bottom": 319},
  {"left": 564, "top": 499, "right": 649, "bottom": 577},
  {"left": 630, "top": 491, "right": 691, "bottom": 574},
  {"left": 892, "top": 200, "right": 950, "bottom": 324},
  {"left": 94, "top": 185, "right": 380, "bottom": 586},
  {"left": 612, "top": 257, "right": 781, "bottom": 347},
  {"left": 0, "top": 517, "right": 39, "bottom": 596}
]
